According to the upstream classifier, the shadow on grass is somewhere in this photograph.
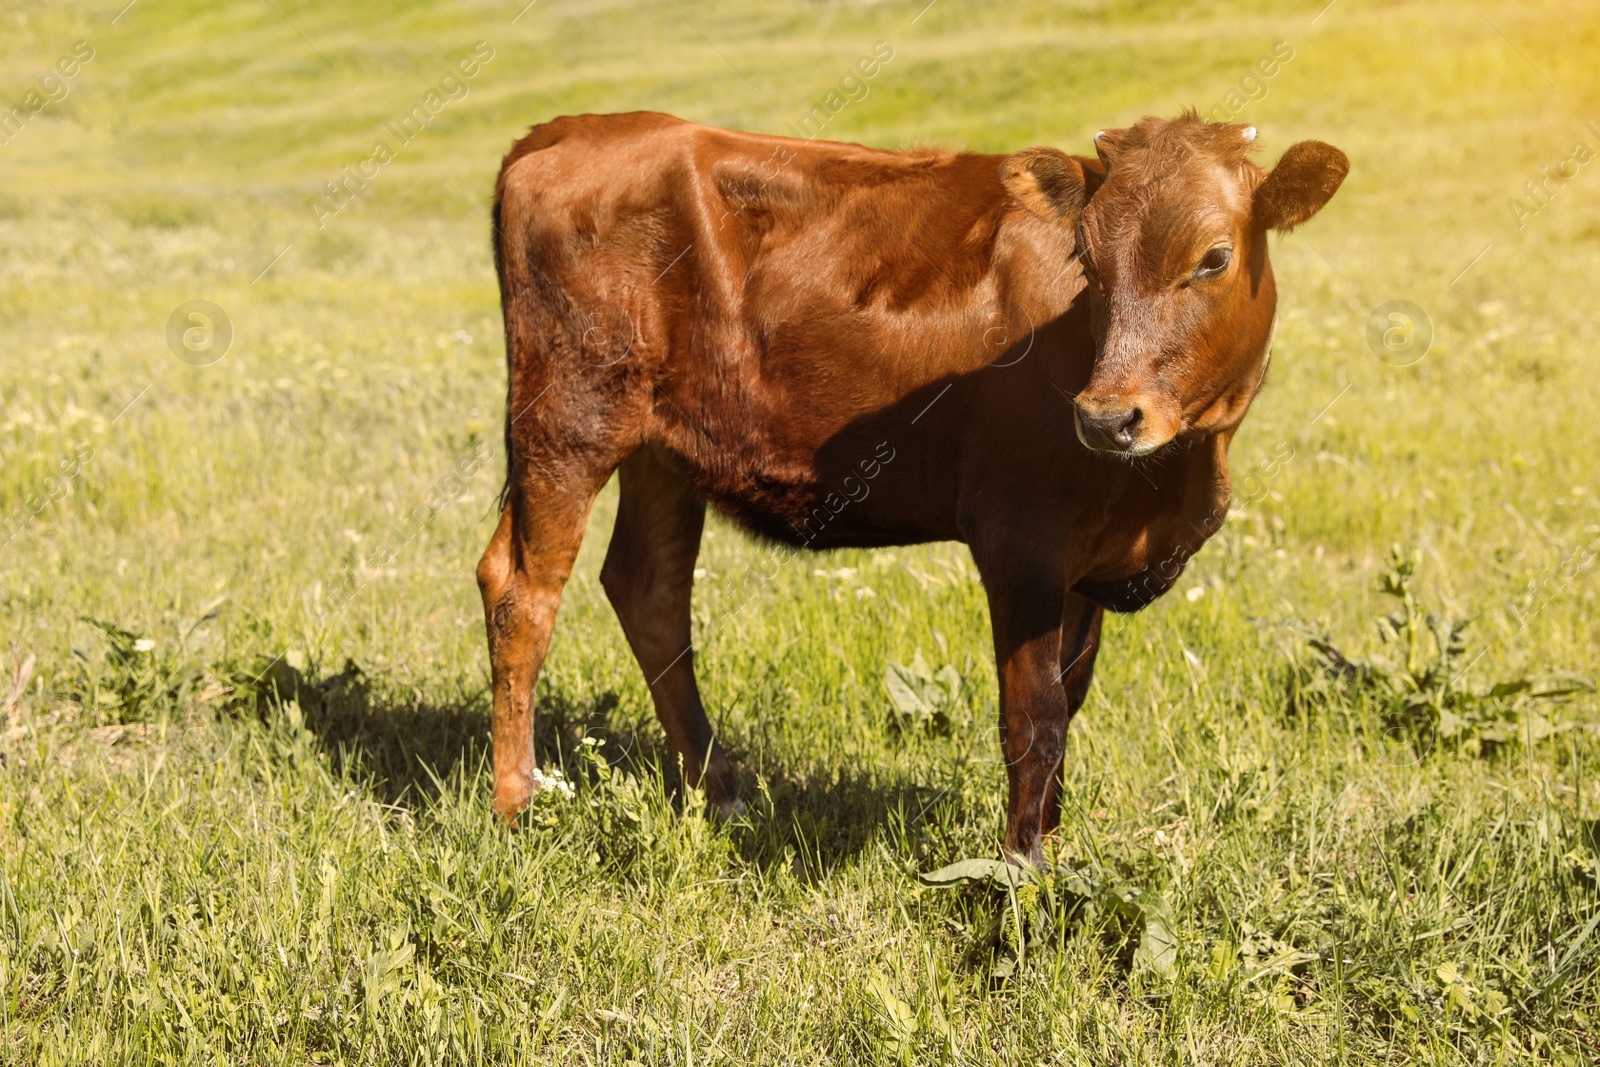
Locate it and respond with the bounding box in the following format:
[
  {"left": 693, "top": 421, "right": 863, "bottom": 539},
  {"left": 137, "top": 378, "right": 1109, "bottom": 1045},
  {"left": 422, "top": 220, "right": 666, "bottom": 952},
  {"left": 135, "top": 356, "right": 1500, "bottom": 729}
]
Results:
[
  {"left": 542, "top": 695, "right": 963, "bottom": 884},
  {"left": 546, "top": 691, "right": 969, "bottom": 880},
  {"left": 258, "top": 659, "right": 967, "bottom": 880},
  {"left": 266, "top": 662, "right": 651, "bottom": 808},
  {"left": 280, "top": 667, "right": 493, "bottom": 807},
  {"left": 727, "top": 756, "right": 960, "bottom": 882}
]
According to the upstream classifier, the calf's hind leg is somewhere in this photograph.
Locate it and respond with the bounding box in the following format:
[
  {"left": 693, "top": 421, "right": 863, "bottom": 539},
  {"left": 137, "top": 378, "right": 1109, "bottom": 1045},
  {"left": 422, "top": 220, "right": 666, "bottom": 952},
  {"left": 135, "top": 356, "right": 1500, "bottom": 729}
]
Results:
[
  {"left": 600, "top": 445, "right": 737, "bottom": 812},
  {"left": 477, "top": 471, "right": 606, "bottom": 821}
]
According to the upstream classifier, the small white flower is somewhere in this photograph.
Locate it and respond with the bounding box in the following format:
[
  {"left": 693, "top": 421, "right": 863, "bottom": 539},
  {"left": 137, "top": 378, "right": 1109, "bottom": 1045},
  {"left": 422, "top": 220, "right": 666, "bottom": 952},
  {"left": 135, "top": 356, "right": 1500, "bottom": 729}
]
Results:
[
  {"left": 1185, "top": 586, "right": 1205, "bottom": 602},
  {"left": 133, "top": 638, "right": 155, "bottom": 652},
  {"left": 854, "top": 587, "right": 876, "bottom": 599},
  {"left": 530, "top": 766, "right": 575, "bottom": 797}
]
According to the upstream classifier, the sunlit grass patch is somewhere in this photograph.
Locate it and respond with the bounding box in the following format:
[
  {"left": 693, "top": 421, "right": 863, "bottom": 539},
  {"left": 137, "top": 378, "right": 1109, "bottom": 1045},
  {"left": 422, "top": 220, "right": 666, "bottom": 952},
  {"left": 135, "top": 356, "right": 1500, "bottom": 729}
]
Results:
[{"left": 3, "top": 0, "right": 1600, "bottom": 1062}]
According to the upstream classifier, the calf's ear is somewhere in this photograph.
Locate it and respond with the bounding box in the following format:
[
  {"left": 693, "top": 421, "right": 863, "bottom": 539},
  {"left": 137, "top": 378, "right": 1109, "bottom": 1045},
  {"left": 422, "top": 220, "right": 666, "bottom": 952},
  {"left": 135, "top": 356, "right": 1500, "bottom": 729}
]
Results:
[
  {"left": 1002, "top": 147, "right": 1088, "bottom": 226},
  {"left": 1254, "top": 140, "right": 1349, "bottom": 231}
]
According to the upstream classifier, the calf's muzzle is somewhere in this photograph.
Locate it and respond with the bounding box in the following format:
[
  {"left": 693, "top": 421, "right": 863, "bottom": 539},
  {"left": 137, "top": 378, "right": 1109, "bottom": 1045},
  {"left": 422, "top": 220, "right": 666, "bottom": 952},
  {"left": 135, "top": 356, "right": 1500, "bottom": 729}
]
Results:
[{"left": 1073, "top": 395, "right": 1145, "bottom": 453}]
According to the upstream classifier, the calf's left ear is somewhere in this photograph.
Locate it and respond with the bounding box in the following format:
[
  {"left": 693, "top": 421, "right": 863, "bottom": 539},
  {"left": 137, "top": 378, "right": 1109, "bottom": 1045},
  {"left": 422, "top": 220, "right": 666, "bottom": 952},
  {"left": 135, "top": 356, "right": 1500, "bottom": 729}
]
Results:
[
  {"left": 1002, "top": 147, "right": 1088, "bottom": 226},
  {"left": 1254, "top": 140, "right": 1349, "bottom": 230}
]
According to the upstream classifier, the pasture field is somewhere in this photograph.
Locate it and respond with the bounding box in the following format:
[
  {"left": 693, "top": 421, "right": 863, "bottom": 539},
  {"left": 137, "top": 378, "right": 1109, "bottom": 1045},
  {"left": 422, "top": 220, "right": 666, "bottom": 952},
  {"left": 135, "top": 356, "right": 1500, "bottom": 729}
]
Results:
[{"left": 3, "top": 0, "right": 1600, "bottom": 1062}]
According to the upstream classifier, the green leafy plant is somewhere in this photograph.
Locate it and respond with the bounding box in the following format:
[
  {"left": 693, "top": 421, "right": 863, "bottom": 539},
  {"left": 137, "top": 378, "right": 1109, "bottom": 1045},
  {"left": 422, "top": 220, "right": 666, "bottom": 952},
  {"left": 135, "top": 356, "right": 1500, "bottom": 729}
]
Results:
[
  {"left": 884, "top": 650, "right": 967, "bottom": 736},
  {"left": 1211, "top": 921, "right": 1325, "bottom": 1009},
  {"left": 71, "top": 598, "right": 229, "bottom": 723},
  {"left": 862, "top": 971, "right": 920, "bottom": 1060},
  {"left": 1290, "top": 547, "right": 1593, "bottom": 755},
  {"left": 920, "top": 858, "right": 1178, "bottom": 982}
]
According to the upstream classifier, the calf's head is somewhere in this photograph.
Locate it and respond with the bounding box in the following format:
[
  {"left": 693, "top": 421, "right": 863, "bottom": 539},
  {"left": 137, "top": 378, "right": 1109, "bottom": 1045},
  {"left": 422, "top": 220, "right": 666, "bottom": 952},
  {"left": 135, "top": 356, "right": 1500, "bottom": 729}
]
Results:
[{"left": 1002, "top": 114, "right": 1348, "bottom": 456}]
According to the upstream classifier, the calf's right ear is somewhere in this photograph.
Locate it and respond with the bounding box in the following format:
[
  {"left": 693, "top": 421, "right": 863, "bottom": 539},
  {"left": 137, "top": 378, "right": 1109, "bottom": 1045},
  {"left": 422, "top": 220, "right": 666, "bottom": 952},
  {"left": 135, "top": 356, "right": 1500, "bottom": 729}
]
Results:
[{"left": 1002, "top": 147, "right": 1088, "bottom": 226}]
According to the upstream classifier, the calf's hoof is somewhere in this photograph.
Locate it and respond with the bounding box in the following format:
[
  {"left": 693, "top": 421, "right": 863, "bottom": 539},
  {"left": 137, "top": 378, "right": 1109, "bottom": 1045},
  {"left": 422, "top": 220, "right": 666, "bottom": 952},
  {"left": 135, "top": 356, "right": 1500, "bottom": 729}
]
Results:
[
  {"left": 491, "top": 777, "right": 533, "bottom": 825},
  {"left": 711, "top": 797, "right": 747, "bottom": 822}
]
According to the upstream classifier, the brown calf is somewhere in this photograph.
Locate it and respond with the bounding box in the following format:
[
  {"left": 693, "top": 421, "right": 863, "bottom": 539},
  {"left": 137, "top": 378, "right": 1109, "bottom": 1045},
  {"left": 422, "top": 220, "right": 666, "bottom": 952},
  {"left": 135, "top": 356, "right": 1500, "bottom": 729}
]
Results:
[{"left": 478, "top": 110, "right": 1347, "bottom": 866}]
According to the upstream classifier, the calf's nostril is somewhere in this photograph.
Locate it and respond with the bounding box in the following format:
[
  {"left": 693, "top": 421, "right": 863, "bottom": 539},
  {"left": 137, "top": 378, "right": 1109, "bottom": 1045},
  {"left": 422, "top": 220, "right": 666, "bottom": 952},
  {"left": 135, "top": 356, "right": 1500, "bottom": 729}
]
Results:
[{"left": 1073, "top": 401, "right": 1144, "bottom": 451}]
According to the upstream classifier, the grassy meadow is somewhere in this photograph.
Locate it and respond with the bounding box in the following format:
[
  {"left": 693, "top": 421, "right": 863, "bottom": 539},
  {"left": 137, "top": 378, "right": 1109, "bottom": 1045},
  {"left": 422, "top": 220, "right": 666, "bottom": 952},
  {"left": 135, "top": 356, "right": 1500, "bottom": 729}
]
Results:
[{"left": 4, "top": 0, "right": 1600, "bottom": 1061}]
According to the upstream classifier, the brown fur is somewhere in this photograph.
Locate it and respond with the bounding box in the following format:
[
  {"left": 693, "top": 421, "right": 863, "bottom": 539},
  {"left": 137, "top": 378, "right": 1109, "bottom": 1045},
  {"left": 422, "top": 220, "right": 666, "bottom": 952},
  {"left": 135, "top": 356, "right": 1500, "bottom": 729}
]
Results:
[{"left": 478, "top": 110, "right": 1347, "bottom": 865}]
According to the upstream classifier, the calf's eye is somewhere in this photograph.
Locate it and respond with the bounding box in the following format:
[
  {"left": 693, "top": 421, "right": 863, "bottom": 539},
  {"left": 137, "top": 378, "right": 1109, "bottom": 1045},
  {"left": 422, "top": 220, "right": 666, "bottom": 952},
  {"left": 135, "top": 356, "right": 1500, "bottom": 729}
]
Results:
[{"left": 1194, "top": 246, "right": 1232, "bottom": 279}]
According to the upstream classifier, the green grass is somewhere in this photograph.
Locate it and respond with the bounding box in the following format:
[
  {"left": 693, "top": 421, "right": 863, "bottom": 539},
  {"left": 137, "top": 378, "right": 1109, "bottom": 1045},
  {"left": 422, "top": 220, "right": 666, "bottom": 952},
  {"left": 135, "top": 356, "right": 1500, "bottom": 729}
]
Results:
[{"left": 4, "top": 0, "right": 1600, "bottom": 1061}]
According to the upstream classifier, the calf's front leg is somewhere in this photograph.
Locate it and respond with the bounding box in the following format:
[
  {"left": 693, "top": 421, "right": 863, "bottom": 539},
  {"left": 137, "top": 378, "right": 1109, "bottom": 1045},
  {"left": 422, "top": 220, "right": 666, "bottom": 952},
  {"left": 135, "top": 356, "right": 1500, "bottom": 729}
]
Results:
[
  {"left": 1041, "top": 595, "right": 1104, "bottom": 835},
  {"left": 981, "top": 568, "right": 1070, "bottom": 869}
]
